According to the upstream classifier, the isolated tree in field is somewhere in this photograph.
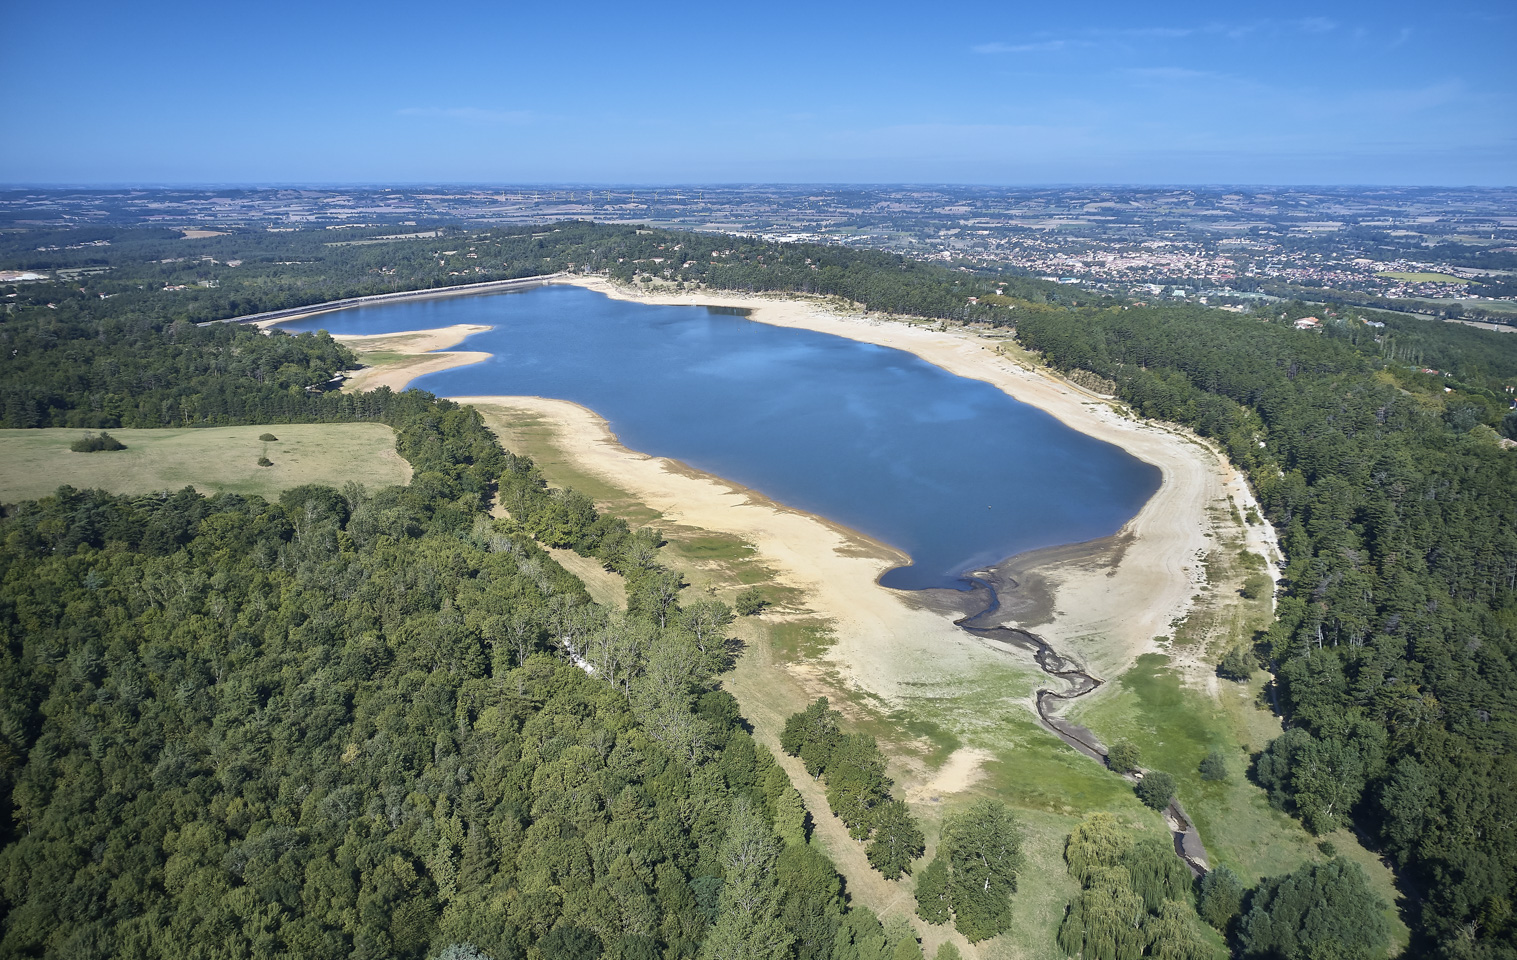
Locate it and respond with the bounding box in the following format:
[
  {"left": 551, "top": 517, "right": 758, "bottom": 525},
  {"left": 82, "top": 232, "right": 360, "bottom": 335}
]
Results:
[
  {"left": 1199, "top": 747, "right": 1229, "bottom": 782},
  {"left": 1218, "top": 646, "right": 1255, "bottom": 681},
  {"left": 1135, "top": 771, "right": 1177, "bottom": 811},
  {"left": 70, "top": 431, "right": 126, "bottom": 452},
  {"left": 1107, "top": 740, "right": 1141, "bottom": 773},
  {"left": 941, "top": 799, "right": 1024, "bottom": 942},
  {"left": 1238, "top": 858, "right": 1389, "bottom": 960}
]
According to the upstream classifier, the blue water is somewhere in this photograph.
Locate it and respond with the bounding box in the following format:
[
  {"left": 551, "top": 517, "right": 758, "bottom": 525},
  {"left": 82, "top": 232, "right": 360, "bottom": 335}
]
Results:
[{"left": 281, "top": 285, "right": 1159, "bottom": 590}]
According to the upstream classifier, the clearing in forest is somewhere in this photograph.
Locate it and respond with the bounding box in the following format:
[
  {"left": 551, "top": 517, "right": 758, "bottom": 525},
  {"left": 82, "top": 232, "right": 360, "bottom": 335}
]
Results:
[{"left": 0, "top": 423, "right": 408, "bottom": 503}]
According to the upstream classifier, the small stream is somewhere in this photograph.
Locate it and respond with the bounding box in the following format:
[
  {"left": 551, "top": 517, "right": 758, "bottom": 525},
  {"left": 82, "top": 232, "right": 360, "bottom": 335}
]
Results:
[{"left": 953, "top": 575, "right": 1211, "bottom": 876}]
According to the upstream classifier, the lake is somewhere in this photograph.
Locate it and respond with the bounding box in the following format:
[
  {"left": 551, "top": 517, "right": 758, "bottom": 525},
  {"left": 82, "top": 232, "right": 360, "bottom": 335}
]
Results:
[{"left": 279, "top": 284, "right": 1160, "bottom": 590}]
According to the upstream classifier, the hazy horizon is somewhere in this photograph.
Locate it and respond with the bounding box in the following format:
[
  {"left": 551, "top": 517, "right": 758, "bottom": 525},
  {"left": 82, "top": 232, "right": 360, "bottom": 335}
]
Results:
[{"left": 4, "top": 0, "right": 1513, "bottom": 186}]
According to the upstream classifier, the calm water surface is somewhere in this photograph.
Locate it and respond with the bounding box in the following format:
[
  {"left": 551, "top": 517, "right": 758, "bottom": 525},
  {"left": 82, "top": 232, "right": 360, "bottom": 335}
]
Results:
[{"left": 281, "top": 285, "right": 1160, "bottom": 590}]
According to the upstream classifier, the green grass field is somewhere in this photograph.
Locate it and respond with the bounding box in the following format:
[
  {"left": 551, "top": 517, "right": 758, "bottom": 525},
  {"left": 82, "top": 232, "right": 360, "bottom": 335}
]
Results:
[
  {"left": 0, "top": 424, "right": 409, "bottom": 503},
  {"left": 1376, "top": 270, "right": 1467, "bottom": 283}
]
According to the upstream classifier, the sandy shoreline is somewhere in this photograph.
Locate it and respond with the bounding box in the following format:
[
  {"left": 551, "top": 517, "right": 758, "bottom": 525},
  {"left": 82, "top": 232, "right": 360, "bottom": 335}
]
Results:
[
  {"left": 458, "top": 394, "right": 992, "bottom": 698},
  {"left": 299, "top": 275, "right": 1279, "bottom": 708},
  {"left": 555, "top": 276, "right": 1278, "bottom": 680}
]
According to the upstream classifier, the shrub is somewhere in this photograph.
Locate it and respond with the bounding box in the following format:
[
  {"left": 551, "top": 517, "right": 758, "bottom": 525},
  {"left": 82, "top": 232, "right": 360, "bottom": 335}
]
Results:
[
  {"left": 1107, "top": 740, "right": 1141, "bottom": 774},
  {"left": 259, "top": 433, "right": 279, "bottom": 442},
  {"left": 1218, "top": 647, "right": 1255, "bottom": 682},
  {"left": 1199, "top": 748, "right": 1228, "bottom": 782},
  {"left": 734, "top": 587, "right": 767, "bottom": 616},
  {"left": 1135, "top": 771, "right": 1176, "bottom": 810},
  {"left": 1240, "top": 572, "right": 1271, "bottom": 600},
  {"left": 257, "top": 456, "right": 273, "bottom": 467},
  {"left": 70, "top": 432, "right": 126, "bottom": 453}
]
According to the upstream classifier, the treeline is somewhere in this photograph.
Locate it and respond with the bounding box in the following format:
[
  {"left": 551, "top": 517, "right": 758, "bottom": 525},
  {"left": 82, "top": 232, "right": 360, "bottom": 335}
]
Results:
[
  {"left": 779, "top": 700, "right": 924, "bottom": 880},
  {"left": 1015, "top": 302, "right": 1517, "bottom": 955},
  {"left": 0, "top": 387, "right": 909, "bottom": 960},
  {"left": 1, "top": 220, "right": 1072, "bottom": 343},
  {"left": 0, "top": 221, "right": 1079, "bottom": 429}
]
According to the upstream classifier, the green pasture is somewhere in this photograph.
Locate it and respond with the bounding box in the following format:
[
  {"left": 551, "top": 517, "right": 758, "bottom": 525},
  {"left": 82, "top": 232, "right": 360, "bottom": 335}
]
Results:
[
  {"left": 1067, "top": 655, "right": 1408, "bottom": 951},
  {"left": 1376, "top": 270, "right": 1468, "bottom": 283},
  {"left": 0, "top": 424, "right": 408, "bottom": 504}
]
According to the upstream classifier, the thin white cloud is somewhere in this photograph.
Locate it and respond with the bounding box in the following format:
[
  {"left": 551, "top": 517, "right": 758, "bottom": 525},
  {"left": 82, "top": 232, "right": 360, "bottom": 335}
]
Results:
[
  {"left": 1119, "top": 27, "right": 1194, "bottom": 38},
  {"left": 397, "top": 107, "right": 532, "bottom": 124},
  {"left": 974, "top": 17, "right": 1339, "bottom": 56},
  {"left": 1125, "top": 67, "right": 1217, "bottom": 82},
  {"left": 973, "top": 40, "right": 1072, "bottom": 54},
  {"left": 1295, "top": 17, "right": 1337, "bottom": 33}
]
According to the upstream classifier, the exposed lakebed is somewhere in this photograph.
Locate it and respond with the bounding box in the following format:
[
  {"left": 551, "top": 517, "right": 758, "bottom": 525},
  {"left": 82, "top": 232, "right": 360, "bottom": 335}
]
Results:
[{"left": 281, "top": 284, "right": 1161, "bottom": 591}]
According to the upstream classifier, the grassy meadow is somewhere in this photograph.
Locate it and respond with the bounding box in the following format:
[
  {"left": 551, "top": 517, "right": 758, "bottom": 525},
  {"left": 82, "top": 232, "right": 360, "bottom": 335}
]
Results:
[
  {"left": 1375, "top": 270, "right": 1468, "bottom": 283},
  {"left": 0, "top": 424, "right": 409, "bottom": 504}
]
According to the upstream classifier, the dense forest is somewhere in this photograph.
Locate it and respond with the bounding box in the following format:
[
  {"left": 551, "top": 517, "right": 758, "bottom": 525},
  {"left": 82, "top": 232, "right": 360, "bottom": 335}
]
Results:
[
  {"left": 0, "top": 387, "right": 923, "bottom": 959},
  {"left": 1014, "top": 301, "right": 1517, "bottom": 957},
  {"left": 4, "top": 219, "right": 1517, "bottom": 956}
]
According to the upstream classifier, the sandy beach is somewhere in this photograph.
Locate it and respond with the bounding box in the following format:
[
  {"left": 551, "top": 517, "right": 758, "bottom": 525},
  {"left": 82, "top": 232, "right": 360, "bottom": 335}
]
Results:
[
  {"left": 457, "top": 394, "right": 995, "bottom": 699},
  {"left": 555, "top": 276, "right": 1277, "bottom": 681},
  {"left": 310, "top": 276, "right": 1278, "bottom": 712}
]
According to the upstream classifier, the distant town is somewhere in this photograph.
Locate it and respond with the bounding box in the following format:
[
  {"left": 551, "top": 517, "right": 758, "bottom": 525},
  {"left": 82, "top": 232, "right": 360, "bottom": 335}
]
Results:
[{"left": 4, "top": 185, "right": 1514, "bottom": 323}]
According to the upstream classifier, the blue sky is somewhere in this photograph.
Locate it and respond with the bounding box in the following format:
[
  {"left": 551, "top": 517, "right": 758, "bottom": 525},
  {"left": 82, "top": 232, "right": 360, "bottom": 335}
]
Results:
[{"left": 3, "top": 0, "right": 1512, "bottom": 185}]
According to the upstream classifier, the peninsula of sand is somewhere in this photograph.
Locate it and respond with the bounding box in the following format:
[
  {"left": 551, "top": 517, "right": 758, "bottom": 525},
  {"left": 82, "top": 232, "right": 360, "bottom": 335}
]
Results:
[{"left": 311, "top": 275, "right": 1280, "bottom": 720}]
